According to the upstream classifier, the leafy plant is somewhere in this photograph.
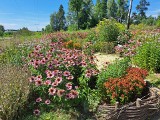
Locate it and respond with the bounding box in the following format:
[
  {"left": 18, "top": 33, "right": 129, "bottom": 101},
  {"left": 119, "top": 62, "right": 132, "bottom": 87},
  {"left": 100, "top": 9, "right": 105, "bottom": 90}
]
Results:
[
  {"left": 104, "top": 67, "right": 148, "bottom": 104},
  {"left": 133, "top": 41, "right": 160, "bottom": 72},
  {"left": 97, "top": 58, "right": 130, "bottom": 96},
  {"left": 27, "top": 40, "right": 99, "bottom": 115},
  {"left": 0, "top": 64, "right": 30, "bottom": 120}
]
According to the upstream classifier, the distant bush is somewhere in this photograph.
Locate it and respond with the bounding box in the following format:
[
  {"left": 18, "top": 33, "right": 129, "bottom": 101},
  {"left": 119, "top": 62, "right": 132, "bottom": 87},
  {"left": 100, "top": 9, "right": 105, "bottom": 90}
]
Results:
[
  {"left": 96, "top": 18, "right": 125, "bottom": 42},
  {"left": 133, "top": 41, "right": 160, "bottom": 72},
  {"left": 0, "top": 64, "right": 30, "bottom": 120},
  {"left": 156, "top": 20, "right": 160, "bottom": 28},
  {"left": 16, "top": 27, "right": 33, "bottom": 36}
]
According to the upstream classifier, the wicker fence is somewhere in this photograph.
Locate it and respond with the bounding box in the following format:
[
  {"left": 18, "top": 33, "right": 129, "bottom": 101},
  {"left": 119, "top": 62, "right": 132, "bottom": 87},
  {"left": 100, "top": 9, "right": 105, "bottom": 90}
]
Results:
[{"left": 96, "top": 87, "right": 160, "bottom": 120}]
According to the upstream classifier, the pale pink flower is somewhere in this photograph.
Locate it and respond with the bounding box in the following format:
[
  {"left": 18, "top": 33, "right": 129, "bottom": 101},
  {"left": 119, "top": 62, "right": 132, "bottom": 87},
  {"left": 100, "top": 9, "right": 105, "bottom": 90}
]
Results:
[
  {"left": 52, "top": 81, "right": 59, "bottom": 87},
  {"left": 48, "top": 87, "right": 56, "bottom": 95},
  {"left": 45, "top": 99, "right": 51, "bottom": 105},
  {"left": 28, "top": 76, "right": 35, "bottom": 83},
  {"left": 36, "top": 97, "right": 42, "bottom": 102},
  {"left": 44, "top": 80, "right": 51, "bottom": 85},
  {"left": 63, "top": 71, "right": 70, "bottom": 77},
  {"left": 55, "top": 77, "right": 62, "bottom": 84},
  {"left": 33, "top": 109, "right": 40, "bottom": 116},
  {"left": 65, "top": 83, "right": 72, "bottom": 90},
  {"left": 57, "top": 89, "right": 65, "bottom": 97},
  {"left": 35, "top": 79, "right": 43, "bottom": 86},
  {"left": 67, "top": 75, "right": 74, "bottom": 80}
]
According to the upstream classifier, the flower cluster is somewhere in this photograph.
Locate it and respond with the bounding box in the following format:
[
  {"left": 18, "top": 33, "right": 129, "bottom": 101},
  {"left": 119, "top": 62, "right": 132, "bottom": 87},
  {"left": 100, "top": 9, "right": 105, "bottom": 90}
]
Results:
[
  {"left": 104, "top": 67, "right": 148, "bottom": 104},
  {"left": 115, "top": 39, "right": 142, "bottom": 57},
  {"left": 28, "top": 39, "right": 98, "bottom": 115}
]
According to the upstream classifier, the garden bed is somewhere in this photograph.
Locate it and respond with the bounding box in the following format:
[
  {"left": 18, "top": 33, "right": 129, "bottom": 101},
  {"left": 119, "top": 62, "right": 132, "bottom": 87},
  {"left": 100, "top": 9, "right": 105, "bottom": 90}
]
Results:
[{"left": 96, "top": 87, "right": 160, "bottom": 120}]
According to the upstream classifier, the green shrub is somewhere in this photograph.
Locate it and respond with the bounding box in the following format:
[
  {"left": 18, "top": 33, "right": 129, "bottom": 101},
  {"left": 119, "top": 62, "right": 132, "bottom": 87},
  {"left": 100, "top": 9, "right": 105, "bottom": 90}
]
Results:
[
  {"left": 133, "top": 41, "right": 160, "bottom": 72},
  {"left": 96, "top": 18, "right": 124, "bottom": 42},
  {"left": 156, "top": 20, "right": 160, "bottom": 28},
  {"left": 0, "top": 64, "right": 30, "bottom": 120},
  {"left": 92, "top": 41, "right": 115, "bottom": 54},
  {"left": 117, "top": 30, "right": 133, "bottom": 45},
  {"left": 97, "top": 58, "right": 130, "bottom": 96}
]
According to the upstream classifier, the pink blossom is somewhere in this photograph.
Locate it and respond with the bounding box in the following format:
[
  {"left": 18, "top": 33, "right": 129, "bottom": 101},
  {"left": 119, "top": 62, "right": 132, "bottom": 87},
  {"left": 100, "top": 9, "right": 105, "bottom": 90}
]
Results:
[
  {"left": 52, "top": 81, "right": 59, "bottom": 87},
  {"left": 65, "top": 83, "right": 72, "bottom": 90},
  {"left": 55, "top": 77, "right": 62, "bottom": 84},
  {"left": 63, "top": 71, "right": 70, "bottom": 77},
  {"left": 45, "top": 99, "right": 51, "bottom": 105},
  {"left": 67, "top": 75, "right": 74, "bottom": 80},
  {"left": 28, "top": 76, "right": 35, "bottom": 83},
  {"left": 33, "top": 109, "right": 40, "bottom": 116},
  {"left": 57, "top": 89, "right": 65, "bottom": 97},
  {"left": 48, "top": 87, "right": 56, "bottom": 95},
  {"left": 35, "top": 79, "right": 43, "bottom": 86},
  {"left": 44, "top": 80, "right": 51, "bottom": 85},
  {"left": 36, "top": 97, "right": 42, "bottom": 102}
]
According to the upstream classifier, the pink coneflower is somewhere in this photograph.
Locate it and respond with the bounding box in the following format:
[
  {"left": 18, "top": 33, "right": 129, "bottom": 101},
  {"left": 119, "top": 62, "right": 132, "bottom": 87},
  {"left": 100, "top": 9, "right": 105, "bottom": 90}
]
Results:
[
  {"left": 63, "top": 71, "right": 70, "bottom": 77},
  {"left": 67, "top": 75, "right": 74, "bottom": 80},
  {"left": 52, "top": 81, "right": 59, "bottom": 87},
  {"left": 57, "top": 89, "right": 65, "bottom": 97},
  {"left": 45, "top": 99, "right": 51, "bottom": 105},
  {"left": 85, "top": 73, "right": 92, "bottom": 78},
  {"left": 70, "top": 90, "right": 78, "bottom": 99},
  {"left": 36, "top": 97, "right": 42, "bottom": 102},
  {"left": 65, "top": 83, "right": 72, "bottom": 90},
  {"left": 44, "top": 80, "right": 51, "bottom": 85},
  {"left": 48, "top": 87, "right": 56, "bottom": 95},
  {"left": 28, "top": 76, "right": 35, "bottom": 83},
  {"left": 35, "top": 79, "right": 43, "bottom": 86},
  {"left": 81, "top": 61, "right": 87, "bottom": 67},
  {"left": 33, "top": 109, "right": 40, "bottom": 116},
  {"left": 46, "top": 71, "right": 54, "bottom": 79},
  {"left": 55, "top": 77, "right": 62, "bottom": 84},
  {"left": 66, "top": 93, "right": 72, "bottom": 99},
  {"left": 36, "top": 75, "right": 42, "bottom": 80}
]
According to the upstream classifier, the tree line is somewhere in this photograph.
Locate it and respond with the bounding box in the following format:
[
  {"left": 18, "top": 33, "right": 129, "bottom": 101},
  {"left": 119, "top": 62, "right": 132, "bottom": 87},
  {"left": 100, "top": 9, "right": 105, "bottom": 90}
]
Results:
[{"left": 43, "top": 0, "right": 160, "bottom": 33}]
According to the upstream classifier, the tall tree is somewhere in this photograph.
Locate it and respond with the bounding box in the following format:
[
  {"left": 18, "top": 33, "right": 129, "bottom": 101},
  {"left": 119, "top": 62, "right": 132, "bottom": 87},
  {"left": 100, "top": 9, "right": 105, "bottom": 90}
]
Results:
[
  {"left": 57, "top": 5, "right": 66, "bottom": 30},
  {"left": 0, "top": 25, "right": 5, "bottom": 37},
  {"left": 127, "top": 0, "right": 133, "bottom": 29},
  {"left": 79, "top": 0, "right": 94, "bottom": 29},
  {"left": 69, "top": 0, "right": 83, "bottom": 30},
  {"left": 101, "top": 0, "right": 108, "bottom": 18},
  {"left": 50, "top": 12, "right": 59, "bottom": 31},
  {"left": 94, "top": 0, "right": 102, "bottom": 22},
  {"left": 136, "top": 0, "right": 150, "bottom": 19},
  {"left": 107, "top": 0, "right": 117, "bottom": 18},
  {"left": 117, "top": 0, "right": 128, "bottom": 23}
]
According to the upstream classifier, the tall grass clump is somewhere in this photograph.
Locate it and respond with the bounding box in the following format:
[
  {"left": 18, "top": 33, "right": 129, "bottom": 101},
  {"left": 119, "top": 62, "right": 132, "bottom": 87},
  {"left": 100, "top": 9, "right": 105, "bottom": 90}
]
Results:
[{"left": 0, "top": 64, "right": 30, "bottom": 120}]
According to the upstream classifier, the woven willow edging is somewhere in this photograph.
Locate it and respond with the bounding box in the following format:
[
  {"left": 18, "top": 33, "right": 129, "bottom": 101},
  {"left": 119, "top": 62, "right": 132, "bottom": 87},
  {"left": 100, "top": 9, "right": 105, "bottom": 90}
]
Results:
[{"left": 96, "top": 87, "right": 160, "bottom": 120}]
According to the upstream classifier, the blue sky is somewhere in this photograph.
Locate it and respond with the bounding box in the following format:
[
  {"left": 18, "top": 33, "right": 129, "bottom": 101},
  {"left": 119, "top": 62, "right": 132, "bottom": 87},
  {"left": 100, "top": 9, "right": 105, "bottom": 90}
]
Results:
[{"left": 0, "top": 0, "right": 159, "bottom": 31}]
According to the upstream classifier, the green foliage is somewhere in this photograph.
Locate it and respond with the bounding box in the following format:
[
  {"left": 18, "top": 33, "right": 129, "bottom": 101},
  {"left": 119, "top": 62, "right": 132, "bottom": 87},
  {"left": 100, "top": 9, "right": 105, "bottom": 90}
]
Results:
[
  {"left": 0, "top": 64, "right": 30, "bottom": 120},
  {"left": 16, "top": 27, "right": 32, "bottom": 36},
  {"left": 0, "top": 44, "right": 31, "bottom": 66},
  {"left": 50, "top": 5, "right": 66, "bottom": 31},
  {"left": 97, "top": 19, "right": 124, "bottom": 42},
  {"left": 0, "top": 25, "right": 5, "bottom": 37},
  {"left": 97, "top": 58, "right": 130, "bottom": 96},
  {"left": 141, "top": 16, "right": 156, "bottom": 26},
  {"left": 107, "top": 0, "right": 117, "bottom": 18},
  {"left": 68, "top": 24, "right": 78, "bottom": 31},
  {"left": 22, "top": 110, "right": 73, "bottom": 120},
  {"left": 117, "top": 30, "right": 132, "bottom": 45},
  {"left": 156, "top": 20, "right": 160, "bottom": 27},
  {"left": 133, "top": 41, "right": 160, "bottom": 72},
  {"left": 136, "top": 0, "right": 150, "bottom": 19},
  {"left": 45, "top": 25, "right": 52, "bottom": 33}
]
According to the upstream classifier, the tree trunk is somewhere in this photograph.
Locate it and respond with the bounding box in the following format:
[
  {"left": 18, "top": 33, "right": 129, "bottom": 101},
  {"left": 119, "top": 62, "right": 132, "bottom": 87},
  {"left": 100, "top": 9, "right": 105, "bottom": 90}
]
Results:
[{"left": 127, "top": 0, "right": 133, "bottom": 29}]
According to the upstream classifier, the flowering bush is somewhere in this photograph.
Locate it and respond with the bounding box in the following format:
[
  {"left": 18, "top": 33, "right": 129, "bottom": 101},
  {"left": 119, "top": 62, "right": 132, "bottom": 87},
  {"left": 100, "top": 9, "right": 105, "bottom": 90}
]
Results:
[
  {"left": 104, "top": 67, "right": 148, "bottom": 104},
  {"left": 27, "top": 40, "right": 99, "bottom": 115}
]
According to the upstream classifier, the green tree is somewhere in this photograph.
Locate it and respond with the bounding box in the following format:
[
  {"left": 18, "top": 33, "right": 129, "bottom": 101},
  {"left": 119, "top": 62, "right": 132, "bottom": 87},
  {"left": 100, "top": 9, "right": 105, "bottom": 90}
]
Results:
[
  {"left": 101, "top": 0, "right": 108, "bottom": 18},
  {"left": 94, "top": 0, "right": 102, "bottom": 22},
  {"left": 16, "top": 27, "right": 32, "bottom": 36},
  {"left": 57, "top": 5, "right": 66, "bottom": 30},
  {"left": 50, "top": 12, "right": 59, "bottom": 31},
  {"left": 45, "top": 25, "right": 52, "bottom": 33},
  {"left": 117, "top": 0, "right": 128, "bottom": 23},
  {"left": 79, "top": 0, "right": 94, "bottom": 29},
  {"left": 0, "top": 25, "right": 5, "bottom": 37},
  {"left": 107, "top": 0, "right": 117, "bottom": 18},
  {"left": 68, "top": 0, "right": 83, "bottom": 30},
  {"left": 136, "top": 0, "right": 150, "bottom": 19}
]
